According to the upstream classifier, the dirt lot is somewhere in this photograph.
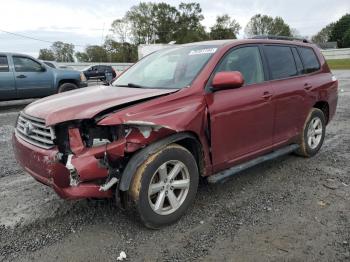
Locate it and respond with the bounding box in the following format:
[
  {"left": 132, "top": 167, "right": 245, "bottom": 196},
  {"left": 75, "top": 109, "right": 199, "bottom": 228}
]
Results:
[{"left": 0, "top": 71, "right": 349, "bottom": 262}]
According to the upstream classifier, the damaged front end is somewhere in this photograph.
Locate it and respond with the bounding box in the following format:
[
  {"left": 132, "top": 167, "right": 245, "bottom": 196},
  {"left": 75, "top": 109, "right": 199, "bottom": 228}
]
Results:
[{"left": 50, "top": 117, "right": 175, "bottom": 203}]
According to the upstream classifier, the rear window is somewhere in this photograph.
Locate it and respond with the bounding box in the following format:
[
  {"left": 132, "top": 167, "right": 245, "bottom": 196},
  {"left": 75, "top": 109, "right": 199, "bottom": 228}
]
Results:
[
  {"left": 264, "top": 46, "right": 297, "bottom": 80},
  {"left": 0, "top": 56, "right": 9, "bottom": 72},
  {"left": 298, "top": 47, "right": 320, "bottom": 73}
]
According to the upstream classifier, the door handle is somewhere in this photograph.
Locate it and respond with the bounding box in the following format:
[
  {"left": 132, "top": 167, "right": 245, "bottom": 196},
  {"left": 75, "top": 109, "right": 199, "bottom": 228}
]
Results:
[
  {"left": 262, "top": 91, "right": 272, "bottom": 99},
  {"left": 17, "top": 75, "right": 27, "bottom": 79},
  {"left": 304, "top": 83, "right": 312, "bottom": 90}
]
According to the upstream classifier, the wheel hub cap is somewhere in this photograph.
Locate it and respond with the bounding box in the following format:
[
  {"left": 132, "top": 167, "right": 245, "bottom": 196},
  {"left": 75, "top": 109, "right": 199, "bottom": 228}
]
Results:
[
  {"left": 148, "top": 160, "right": 190, "bottom": 215},
  {"left": 307, "top": 116, "right": 323, "bottom": 149}
]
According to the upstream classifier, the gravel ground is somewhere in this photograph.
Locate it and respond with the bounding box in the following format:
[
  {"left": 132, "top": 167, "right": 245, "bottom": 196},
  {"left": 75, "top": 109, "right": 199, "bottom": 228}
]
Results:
[{"left": 0, "top": 71, "right": 349, "bottom": 262}]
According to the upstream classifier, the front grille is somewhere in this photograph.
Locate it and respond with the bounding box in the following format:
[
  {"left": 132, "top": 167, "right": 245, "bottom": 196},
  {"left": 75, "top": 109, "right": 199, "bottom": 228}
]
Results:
[{"left": 16, "top": 113, "right": 55, "bottom": 149}]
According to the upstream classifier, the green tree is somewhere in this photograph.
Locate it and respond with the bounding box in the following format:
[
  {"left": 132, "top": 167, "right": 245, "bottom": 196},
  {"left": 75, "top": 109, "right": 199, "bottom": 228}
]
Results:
[
  {"left": 86, "top": 45, "right": 108, "bottom": 62},
  {"left": 75, "top": 51, "right": 89, "bottom": 62},
  {"left": 245, "top": 14, "right": 292, "bottom": 37},
  {"left": 342, "top": 28, "right": 350, "bottom": 48},
  {"left": 329, "top": 14, "right": 350, "bottom": 48},
  {"left": 51, "top": 41, "right": 75, "bottom": 62},
  {"left": 38, "top": 48, "right": 55, "bottom": 60},
  {"left": 151, "top": 3, "right": 179, "bottom": 43},
  {"left": 110, "top": 19, "right": 131, "bottom": 43},
  {"left": 175, "top": 2, "right": 208, "bottom": 43},
  {"left": 75, "top": 45, "right": 108, "bottom": 62},
  {"left": 210, "top": 14, "right": 241, "bottom": 40},
  {"left": 126, "top": 2, "right": 155, "bottom": 44},
  {"left": 311, "top": 23, "right": 335, "bottom": 45},
  {"left": 104, "top": 38, "right": 138, "bottom": 62}
]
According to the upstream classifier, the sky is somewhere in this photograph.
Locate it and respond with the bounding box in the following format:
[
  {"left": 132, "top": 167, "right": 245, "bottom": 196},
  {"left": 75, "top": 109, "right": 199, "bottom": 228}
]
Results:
[{"left": 0, "top": 0, "right": 349, "bottom": 58}]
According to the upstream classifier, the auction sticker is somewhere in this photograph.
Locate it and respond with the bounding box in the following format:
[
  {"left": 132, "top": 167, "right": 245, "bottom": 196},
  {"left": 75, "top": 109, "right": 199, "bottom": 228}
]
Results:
[{"left": 189, "top": 48, "right": 217, "bottom": 56}]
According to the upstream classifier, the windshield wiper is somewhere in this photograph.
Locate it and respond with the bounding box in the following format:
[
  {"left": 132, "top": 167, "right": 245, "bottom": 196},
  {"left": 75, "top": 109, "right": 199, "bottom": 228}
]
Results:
[{"left": 115, "top": 83, "right": 146, "bottom": 88}]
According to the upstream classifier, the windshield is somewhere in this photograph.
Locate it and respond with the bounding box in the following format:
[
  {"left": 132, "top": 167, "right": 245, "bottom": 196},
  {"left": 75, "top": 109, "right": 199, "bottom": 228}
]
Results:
[{"left": 113, "top": 45, "right": 218, "bottom": 89}]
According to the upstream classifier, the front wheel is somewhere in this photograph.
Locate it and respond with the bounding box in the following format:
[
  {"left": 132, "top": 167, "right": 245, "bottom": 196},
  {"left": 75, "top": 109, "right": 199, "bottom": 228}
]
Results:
[
  {"left": 129, "top": 144, "right": 199, "bottom": 229},
  {"left": 296, "top": 108, "right": 326, "bottom": 157}
]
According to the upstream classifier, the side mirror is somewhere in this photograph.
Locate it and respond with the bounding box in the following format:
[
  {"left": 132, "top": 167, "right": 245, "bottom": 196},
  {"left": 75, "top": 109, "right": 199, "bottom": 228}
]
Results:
[
  {"left": 40, "top": 65, "right": 47, "bottom": 72},
  {"left": 212, "top": 71, "right": 244, "bottom": 91}
]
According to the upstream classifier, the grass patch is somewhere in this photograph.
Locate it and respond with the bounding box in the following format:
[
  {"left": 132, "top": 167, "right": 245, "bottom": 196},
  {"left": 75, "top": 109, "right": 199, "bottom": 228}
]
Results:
[{"left": 326, "top": 59, "right": 350, "bottom": 69}]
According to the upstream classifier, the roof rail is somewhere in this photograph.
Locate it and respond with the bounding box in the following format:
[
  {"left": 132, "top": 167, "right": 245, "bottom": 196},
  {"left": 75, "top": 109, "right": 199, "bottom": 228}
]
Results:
[{"left": 251, "top": 35, "right": 309, "bottom": 43}]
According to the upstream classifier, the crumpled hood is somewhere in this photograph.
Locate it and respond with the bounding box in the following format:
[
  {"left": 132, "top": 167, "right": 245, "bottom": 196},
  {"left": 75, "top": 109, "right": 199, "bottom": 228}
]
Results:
[{"left": 24, "top": 85, "right": 176, "bottom": 126}]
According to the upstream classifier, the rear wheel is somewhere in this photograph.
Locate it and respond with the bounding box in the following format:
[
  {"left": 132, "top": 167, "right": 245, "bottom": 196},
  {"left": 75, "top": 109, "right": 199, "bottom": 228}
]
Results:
[
  {"left": 129, "top": 144, "right": 199, "bottom": 229},
  {"left": 296, "top": 108, "right": 326, "bottom": 157},
  {"left": 58, "top": 83, "right": 78, "bottom": 93}
]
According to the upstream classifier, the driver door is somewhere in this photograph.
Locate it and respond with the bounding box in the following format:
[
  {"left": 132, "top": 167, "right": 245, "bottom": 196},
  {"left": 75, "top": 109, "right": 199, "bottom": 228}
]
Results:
[{"left": 206, "top": 45, "right": 275, "bottom": 172}]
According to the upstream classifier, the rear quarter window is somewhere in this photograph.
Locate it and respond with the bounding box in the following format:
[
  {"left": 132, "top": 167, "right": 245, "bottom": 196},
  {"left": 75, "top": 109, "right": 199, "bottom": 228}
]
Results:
[
  {"left": 264, "top": 45, "right": 298, "bottom": 80},
  {"left": 298, "top": 47, "right": 320, "bottom": 74},
  {"left": 0, "top": 56, "right": 9, "bottom": 72}
]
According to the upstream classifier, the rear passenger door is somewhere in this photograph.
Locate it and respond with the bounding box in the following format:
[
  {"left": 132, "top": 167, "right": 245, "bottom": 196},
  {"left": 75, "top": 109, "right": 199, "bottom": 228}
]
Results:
[
  {"left": 262, "top": 45, "right": 310, "bottom": 145},
  {"left": 0, "top": 55, "right": 16, "bottom": 100}
]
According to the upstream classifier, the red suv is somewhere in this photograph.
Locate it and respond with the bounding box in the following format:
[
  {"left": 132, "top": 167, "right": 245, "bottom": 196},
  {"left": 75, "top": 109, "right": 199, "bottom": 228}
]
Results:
[{"left": 13, "top": 38, "right": 338, "bottom": 228}]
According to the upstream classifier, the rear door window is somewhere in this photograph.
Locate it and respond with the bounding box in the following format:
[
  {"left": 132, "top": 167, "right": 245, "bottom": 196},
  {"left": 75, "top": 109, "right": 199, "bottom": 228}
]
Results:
[
  {"left": 263, "top": 45, "right": 297, "bottom": 80},
  {"left": 215, "top": 46, "right": 265, "bottom": 85},
  {"left": 298, "top": 47, "right": 320, "bottom": 73},
  {"left": 0, "top": 56, "right": 9, "bottom": 72}
]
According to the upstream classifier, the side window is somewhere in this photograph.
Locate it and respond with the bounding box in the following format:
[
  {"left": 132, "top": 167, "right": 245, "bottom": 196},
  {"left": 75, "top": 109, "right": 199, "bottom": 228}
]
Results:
[
  {"left": 216, "top": 46, "right": 264, "bottom": 85},
  {"left": 0, "top": 56, "right": 9, "bottom": 72},
  {"left": 264, "top": 46, "right": 297, "bottom": 80},
  {"left": 13, "top": 56, "right": 42, "bottom": 72},
  {"left": 298, "top": 47, "right": 320, "bottom": 73},
  {"left": 291, "top": 48, "right": 304, "bottom": 74}
]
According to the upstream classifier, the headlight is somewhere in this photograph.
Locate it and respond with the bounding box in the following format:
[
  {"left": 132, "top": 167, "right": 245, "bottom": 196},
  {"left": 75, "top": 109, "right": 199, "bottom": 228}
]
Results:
[{"left": 80, "top": 72, "right": 87, "bottom": 82}]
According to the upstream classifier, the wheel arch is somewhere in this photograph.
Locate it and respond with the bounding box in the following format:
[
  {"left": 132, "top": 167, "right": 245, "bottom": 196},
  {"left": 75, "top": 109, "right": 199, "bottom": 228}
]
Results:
[
  {"left": 313, "top": 101, "right": 329, "bottom": 124},
  {"left": 119, "top": 132, "right": 204, "bottom": 192},
  {"left": 58, "top": 79, "right": 79, "bottom": 88}
]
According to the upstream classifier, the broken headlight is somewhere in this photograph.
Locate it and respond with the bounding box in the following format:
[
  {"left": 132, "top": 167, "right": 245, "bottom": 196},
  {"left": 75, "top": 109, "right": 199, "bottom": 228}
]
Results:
[{"left": 80, "top": 123, "right": 122, "bottom": 148}]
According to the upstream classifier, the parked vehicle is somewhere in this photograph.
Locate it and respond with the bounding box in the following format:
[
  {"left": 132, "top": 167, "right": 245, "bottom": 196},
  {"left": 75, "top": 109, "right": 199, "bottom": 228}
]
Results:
[
  {"left": 13, "top": 38, "right": 338, "bottom": 228},
  {"left": 82, "top": 65, "right": 117, "bottom": 81},
  {"left": 0, "top": 53, "right": 88, "bottom": 101},
  {"left": 41, "top": 60, "right": 74, "bottom": 70}
]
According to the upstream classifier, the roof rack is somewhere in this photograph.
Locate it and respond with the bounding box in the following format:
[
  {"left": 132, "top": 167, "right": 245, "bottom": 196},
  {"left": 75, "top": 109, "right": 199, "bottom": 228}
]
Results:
[{"left": 251, "top": 35, "right": 309, "bottom": 43}]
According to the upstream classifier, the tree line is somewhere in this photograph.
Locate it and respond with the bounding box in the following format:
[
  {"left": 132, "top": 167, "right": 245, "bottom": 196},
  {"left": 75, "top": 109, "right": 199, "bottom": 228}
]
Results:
[
  {"left": 312, "top": 14, "right": 350, "bottom": 48},
  {"left": 37, "top": 2, "right": 350, "bottom": 63}
]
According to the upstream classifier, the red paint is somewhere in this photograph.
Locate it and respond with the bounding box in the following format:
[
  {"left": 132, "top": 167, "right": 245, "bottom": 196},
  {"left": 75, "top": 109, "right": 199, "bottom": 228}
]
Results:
[
  {"left": 212, "top": 71, "right": 244, "bottom": 90},
  {"left": 13, "top": 39, "right": 338, "bottom": 200}
]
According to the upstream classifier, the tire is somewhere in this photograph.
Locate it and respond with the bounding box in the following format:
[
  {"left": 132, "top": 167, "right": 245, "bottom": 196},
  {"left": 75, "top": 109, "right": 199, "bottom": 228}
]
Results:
[
  {"left": 129, "top": 144, "right": 199, "bottom": 229},
  {"left": 58, "top": 83, "right": 78, "bottom": 93},
  {"left": 296, "top": 108, "right": 326, "bottom": 157}
]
